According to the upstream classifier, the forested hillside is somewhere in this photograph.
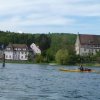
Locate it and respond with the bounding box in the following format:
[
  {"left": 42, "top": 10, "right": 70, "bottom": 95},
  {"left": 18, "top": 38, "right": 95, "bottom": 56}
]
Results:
[
  {"left": 0, "top": 31, "right": 76, "bottom": 46},
  {"left": 0, "top": 31, "right": 77, "bottom": 64}
]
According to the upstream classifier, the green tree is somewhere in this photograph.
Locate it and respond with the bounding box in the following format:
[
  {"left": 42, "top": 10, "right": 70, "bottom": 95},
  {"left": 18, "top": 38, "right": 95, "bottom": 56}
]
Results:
[
  {"left": 94, "top": 51, "right": 100, "bottom": 63},
  {"left": 34, "top": 54, "right": 43, "bottom": 63},
  {"left": 37, "top": 34, "right": 51, "bottom": 52},
  {"left": 55, "top": 49, "right": 69, "bottom": 65}
]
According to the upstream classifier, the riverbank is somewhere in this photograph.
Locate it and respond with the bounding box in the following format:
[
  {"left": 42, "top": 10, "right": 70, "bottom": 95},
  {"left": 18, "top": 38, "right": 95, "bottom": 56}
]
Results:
[
  {"left": 0, "top": 60, "right": 34, "bottom": 64},
  {"left": 0, "top": 60, "right": 100, "bottom": 67}
]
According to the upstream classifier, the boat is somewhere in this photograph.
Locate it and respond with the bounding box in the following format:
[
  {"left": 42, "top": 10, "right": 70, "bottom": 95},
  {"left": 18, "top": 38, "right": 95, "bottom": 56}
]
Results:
[{"left": 59, "top": 68, "right": 95, "bottom": 72}]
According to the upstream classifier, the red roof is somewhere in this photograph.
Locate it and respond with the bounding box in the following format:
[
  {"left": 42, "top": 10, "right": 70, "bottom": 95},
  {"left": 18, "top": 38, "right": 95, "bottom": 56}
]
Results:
[{"left": 79, "top": 34, "right": 100, "bottom": 45}]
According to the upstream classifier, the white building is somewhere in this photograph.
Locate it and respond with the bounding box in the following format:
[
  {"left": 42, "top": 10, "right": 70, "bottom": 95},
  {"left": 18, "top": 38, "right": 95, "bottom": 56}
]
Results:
[
  {"left": 30, "top": 43, "right": 41, "bottom": 54},
  {"left": 4, "top": 43, "right": 29, "bottom": 60},
  {"left": 75, "top": 34, "right": 100, "bottom": 56}
]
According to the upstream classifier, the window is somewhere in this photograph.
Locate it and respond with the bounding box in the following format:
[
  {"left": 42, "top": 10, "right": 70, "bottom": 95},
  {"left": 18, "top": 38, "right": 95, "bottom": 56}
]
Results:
[
  {"left": 18, "top": 48, "right": 21, "bottom": 50},
  {"left": 9, "top": 55, "right": 11, "bottom": 58},
  {"left": 14, "top": 48, "right": 17, "bottom": 50},
  {"left": 23, "top": 48, "right": 26, "bottom": 50},
  {"left": 6, "top": 55, "right": 8, "bottom": 58},
  {"left": 7, "top": 48, "right": 10, "bottom": 50}
]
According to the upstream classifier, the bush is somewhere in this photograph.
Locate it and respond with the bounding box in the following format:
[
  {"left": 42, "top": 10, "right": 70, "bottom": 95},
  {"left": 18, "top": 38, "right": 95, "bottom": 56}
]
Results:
[
  {"left": 55, "top": 49, "right": 69, "bottom": 65},
  {"left": 34, "top": 54, "right": 43, "bottom": 63}
]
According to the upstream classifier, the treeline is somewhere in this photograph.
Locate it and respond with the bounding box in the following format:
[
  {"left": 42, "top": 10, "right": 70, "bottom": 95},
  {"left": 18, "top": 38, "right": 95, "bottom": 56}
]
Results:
[
  {"left": 0, "top": 31, "right": 78, "bottom": 64},
  {"left": 1, "top": 30, "right": 100, "bottom": 65}
]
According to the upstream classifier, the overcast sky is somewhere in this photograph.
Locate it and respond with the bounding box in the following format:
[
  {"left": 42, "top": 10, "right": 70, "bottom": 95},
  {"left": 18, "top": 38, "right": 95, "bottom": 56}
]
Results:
[{"left": 0, "top": 0, "right": 100, "bottom": 34}]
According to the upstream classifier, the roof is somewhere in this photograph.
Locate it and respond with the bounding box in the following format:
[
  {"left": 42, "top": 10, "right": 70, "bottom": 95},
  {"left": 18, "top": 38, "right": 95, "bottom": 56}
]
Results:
[
  {"left": 79, "top": 34, "right": 100, "bottom": 45},
  {"left": 13, "top": 44, "right": 28, "bottom": 48},
  {"left": 6, "top": 43, "right": 28, "bottom": 51}
]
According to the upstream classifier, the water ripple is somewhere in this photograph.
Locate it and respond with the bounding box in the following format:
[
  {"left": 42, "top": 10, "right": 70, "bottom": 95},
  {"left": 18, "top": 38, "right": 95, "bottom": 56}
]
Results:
[{"left": 0, "top": 64, "right": 100, "bottom": 100}]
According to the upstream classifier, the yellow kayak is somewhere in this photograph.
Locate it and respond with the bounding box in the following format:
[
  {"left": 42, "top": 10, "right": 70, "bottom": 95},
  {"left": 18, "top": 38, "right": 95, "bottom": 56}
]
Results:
[{"left": 59, "top": 68, "right": 95, "bottom": 72}]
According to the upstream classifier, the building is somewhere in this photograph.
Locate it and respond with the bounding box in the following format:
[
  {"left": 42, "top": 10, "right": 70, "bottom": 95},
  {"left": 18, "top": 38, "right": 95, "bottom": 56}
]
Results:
[
  {"left": 4, "top": 43, "right": 29, "bottom": 60},
  {"left": 75, "top": 34, "right": 100, "bottom": 56},
  {"left": 30, "top": 43, "right": 41, "bottom": 54}
]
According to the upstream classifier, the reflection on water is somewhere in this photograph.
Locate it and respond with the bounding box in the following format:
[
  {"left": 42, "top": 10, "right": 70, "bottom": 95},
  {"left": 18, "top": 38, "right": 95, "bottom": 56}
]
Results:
[{"left": 0, "top": 63, "right": 100, "bottom": 100}]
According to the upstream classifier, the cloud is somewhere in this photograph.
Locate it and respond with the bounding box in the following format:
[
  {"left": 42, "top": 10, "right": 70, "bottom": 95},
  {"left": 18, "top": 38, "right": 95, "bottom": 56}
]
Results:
[
  {"left": 0, "top": 0, "right": 100, "bottom": 16},
  {"left": 0, "top": 0, "right": 100, "bottom": 33},
  {"left": 0, "top": 14, "right": 75, "bottom": 30}
]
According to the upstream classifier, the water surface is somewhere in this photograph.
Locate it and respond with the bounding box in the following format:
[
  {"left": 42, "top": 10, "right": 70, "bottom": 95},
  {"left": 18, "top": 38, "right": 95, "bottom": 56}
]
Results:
[{"left": 0, "top": 63, "right": 100, "bottom": 100}]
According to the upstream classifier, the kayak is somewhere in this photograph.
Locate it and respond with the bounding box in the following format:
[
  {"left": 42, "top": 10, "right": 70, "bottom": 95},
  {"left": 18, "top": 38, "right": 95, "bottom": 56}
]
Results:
[{"left": 59, "top": 68, "right": 95, "bottom": 72}]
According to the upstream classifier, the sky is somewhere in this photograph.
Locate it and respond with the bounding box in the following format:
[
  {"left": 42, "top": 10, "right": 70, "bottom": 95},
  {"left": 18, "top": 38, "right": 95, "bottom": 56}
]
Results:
[{"left": 0, "top": 0, "right": 100, "bottom": 34}]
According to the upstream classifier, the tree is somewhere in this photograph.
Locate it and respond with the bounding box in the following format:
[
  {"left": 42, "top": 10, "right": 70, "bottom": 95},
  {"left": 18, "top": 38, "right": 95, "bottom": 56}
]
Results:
[
  {"left": 34, "top": 54, "right": 43, "bottom": 63},
  {"left": 94, "top": 51, "right": 100, "bottom": 63},
  {"left": 46, "top": 48, "right": 55, "bottom": 62},
  {"left": 55, "top": 49, "right": 69, "bottom": 65},
  {"left": 37, "top": 34, "right": 51, "bottom": 52}
]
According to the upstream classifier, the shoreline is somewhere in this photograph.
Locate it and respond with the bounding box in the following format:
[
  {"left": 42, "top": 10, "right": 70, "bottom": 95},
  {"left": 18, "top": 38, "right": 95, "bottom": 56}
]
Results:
[{"left": 0, "top": 60, "right": 100, "bottom": 67}]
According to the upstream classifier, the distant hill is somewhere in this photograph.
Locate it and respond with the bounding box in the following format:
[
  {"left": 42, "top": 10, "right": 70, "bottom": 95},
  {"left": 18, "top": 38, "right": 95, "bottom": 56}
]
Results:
[
  {"left": 0, "top": 31, "right": 77, "bottom": 61},
  {"left": 0, "top": 31, "right": 76, "bottom": 46}
]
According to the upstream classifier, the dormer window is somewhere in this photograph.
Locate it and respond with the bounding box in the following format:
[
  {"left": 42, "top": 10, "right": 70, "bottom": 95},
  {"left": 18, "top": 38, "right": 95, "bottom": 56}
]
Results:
[
  {"left": 18, "top": 48, "right": 21, "bottom": 50},
  {"left": 14, "top": 48, "right": 17, "bottom": 50},
  {"left": 7, "top": 48, "right": 10, "bottom": 50},
  {"left": 23, "top": 48, "right": 26, "bottom": 50}
]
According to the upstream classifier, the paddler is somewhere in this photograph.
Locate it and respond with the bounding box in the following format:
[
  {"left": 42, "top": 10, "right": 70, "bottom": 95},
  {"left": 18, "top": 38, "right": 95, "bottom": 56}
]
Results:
[{"left": 79, "top": 65, "right": 84, "bottom": 71}]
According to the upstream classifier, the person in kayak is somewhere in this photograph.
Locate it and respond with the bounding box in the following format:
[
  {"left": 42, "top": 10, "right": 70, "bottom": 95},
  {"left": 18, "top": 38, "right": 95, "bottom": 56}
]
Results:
[
  {"left": 79, "top": 65, "right": 84, "bottom": 71},
  {"left": 79, "top": 65, "right": 92, "bottom": 72}
]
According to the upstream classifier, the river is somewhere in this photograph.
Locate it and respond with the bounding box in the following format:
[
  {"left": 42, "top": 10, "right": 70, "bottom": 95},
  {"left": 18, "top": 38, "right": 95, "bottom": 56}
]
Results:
[{"left": 0, "top": 63, "right": 100, "bottom": 100}]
